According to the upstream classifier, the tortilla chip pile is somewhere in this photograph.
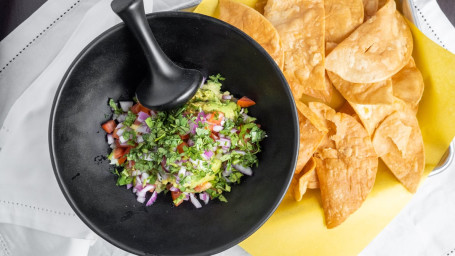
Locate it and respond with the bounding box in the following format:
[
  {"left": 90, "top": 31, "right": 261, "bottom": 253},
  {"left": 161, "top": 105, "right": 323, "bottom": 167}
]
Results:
[{"left": 217, "top": 0, "right": 425, "bottom": 228}]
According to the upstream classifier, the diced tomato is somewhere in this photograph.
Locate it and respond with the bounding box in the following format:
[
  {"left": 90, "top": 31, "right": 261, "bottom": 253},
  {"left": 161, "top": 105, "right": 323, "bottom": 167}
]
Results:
[
  {"left": 118, "top": 156, "right": 127, "bottom": 165},
  {"left": 194, "top": 182, "right": 212, "bottom": 192},
  {"left": 113, "top": 147, "right": 125, "bottom": 159},
  {"left": 101, "top": 120, "right": 116, "bottom": 133},
  {"left": 171, "top": 190, "right": 183, "bottom": 206},
  {"left": 131, "top": 103, "right": 151, "bottom": 115},
  {"left": 115, "top": 140, "right": 128, "bottom": 148},
  {"left": 206, "top": 111, "right": 224, "bottom": 125},
  {"left": 180, "top": 133, "right": 190, "bottom": 140},
  {"left": 209, "top": 132, "right": 219, "bottom": 141},
  {"left": 123, "top": 147, "right": 132, "bottom": 156},
  {"left": 177, "top": 142, "right": 188, "bottom": 154},
  {"left": 237, "top": 96, "right": 256, "bottom": 107}
]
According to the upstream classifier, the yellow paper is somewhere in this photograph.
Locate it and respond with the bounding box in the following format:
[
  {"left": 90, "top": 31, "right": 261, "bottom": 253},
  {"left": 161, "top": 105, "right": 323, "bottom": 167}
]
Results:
[{"left": 194, "top": 0, "right": 455, "bottom": 254}]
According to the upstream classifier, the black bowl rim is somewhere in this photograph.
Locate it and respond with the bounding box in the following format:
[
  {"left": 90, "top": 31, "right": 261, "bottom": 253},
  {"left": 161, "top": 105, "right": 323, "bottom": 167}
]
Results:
[{"left": 49, "top": 11, "right": 299, "bottom": 256}]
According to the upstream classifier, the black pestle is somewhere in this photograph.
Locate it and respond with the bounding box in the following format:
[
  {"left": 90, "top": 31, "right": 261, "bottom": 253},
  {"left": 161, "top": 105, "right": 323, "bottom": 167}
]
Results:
[{"left": 111, "top": 0, "right": 204, "bottom": 110}]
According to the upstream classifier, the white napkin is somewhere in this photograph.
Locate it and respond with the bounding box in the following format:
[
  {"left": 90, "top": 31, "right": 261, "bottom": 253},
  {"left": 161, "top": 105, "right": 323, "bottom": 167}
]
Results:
[{"left": 404, "top": 0, "right": 455, "bottom": 54}]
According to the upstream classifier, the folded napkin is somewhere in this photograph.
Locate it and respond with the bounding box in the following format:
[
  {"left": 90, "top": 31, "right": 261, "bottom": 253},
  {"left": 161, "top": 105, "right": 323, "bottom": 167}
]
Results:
[{"left": 403, "top": 0, "right": 455, "bottom": 54}]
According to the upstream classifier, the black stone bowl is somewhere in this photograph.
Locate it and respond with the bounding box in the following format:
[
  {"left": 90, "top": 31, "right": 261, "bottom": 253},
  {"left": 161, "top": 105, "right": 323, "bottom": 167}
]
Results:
[{"left": 49, "top": 12, "right": 298, "bottom": 256}]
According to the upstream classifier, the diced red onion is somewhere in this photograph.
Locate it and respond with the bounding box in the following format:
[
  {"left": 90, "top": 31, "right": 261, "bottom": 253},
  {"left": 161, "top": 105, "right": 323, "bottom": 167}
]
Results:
[
  {"left": 136, "top": 125, "right": 150, "bottom": 134},
  {"left": 217, "top": 138, "right": 231, "bottom": 148},
  {"left": 126, "top": 183, "right": 133, "bottom": 189},
  {"left": 119, "top": 101, "right": 133, "bottom": 112},
  {"left": 146, "top": 191, "right": 158, "bottom": 206},
  {"left": 189, "top": 158, "right": 203, "bottom": 169},
  {"left": 143, "top": 154, "right": 152, "bottom": 161},
  {"left": 134, "top": 176, "right": 142, "bottom": 190},
  {"left": 119, "top": 141, "right": 129, "bottom": 147},
  {"left": 233, "top": 150, "right": 246, "bottom": 155},
  {"left": 137, "top": 111, "right": 150, "bottom": 122},
  {"left": 119, "top": 135, "right": 128, "bottom": 143},
  {"left": 183, "top": 192, "right": 189, "bottom": 201},
  {"left": 199, "top": 192, "right": 209, "bottom": 205},
  {"left": 203, "top": 151, "right": 214, "bottom": 160},
  {"left": 212, "top": 125, "right": 223, "bottom": 132},
  {"left": 189, "top": 193, "right": 202, "bottom": 208},
  {"left": 161, "top": 157, "right": 169, "bottom": 173},
  {"left": 189, "top": 122, "right": 197, "bottom": 135},
  {"left": 222, "top": 95, "right": 232, "bottom": 100},
  {"left": 223, "top": 165, "right": 232, "bottom": 177},
  {"left": 150, "top": 110, "right": 157, "bottom": 117},
  {"left": 137, "top": 185, "right": 155, "bottom": 198},
  {"left": 116, "top": 123, "right": 124, "bottom": 129},
  {"left": 187, "top": 139, "right": 194, "bottom": 147},
  {"left": 221, "top": 147, "right": 230, "bottom": 153},
  {"left": 137, "top": 196, "right": 146, "bottom": 203},
  {"left": 233, "top": 164, "right": 253, "bottom": 176},
  {"left": 116, "top": 128, "right": 125, "bottom": 136},
  {"left": 141, "top": 172, "right": 149, "bottom": 182},
  {"left": 116, "top": 113, "right": 127, "bottom": 122},
  {"left": 178, "top": 167, "right": 187, "bottom": 177},
  {"left": 169, "top": 186, "right": 179, "bottom": 192},
  {"left": 132, "top": 170, "right": 137, "bottom": 176},
  {"left": 136, "top": 135, "right": 144, "bottom": 143},
  {"left": 107, "top": 134, "right": 114, "bottom": 145},
  {"left": 230, "top": 128, "right": 238, "bottom": 134},
  {"left": 242, "top": 113, "right": 250, "bottom": 122}
]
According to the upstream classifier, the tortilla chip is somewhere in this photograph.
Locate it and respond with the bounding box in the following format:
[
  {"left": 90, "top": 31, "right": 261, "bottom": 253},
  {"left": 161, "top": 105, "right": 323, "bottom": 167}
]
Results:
[
  {"left": 219, "top": 0, "right": 284, "bottom": 69},
  {"left": 372, "top": 111, "right": 425, "bottom": 193},
  {"left": 337, "top": 101, "right": 355, "bottom": 116},
  {"left": 326, "top": 0, "right": 413, "bottom": 83},
  {"left": 293, "top": 158, "right": 318, "bottom": 201},
  {"left": 392, "top": 57, "right": 425, "bottom": 109},
  {"left": 326, "top": 42, "right": 338, "bottom": 55},
  {"left": 349, "top": 97, "right": 412, "bottom": 136},
  {"left": 363, "top": 0, "right": 378, "bottom": 18},
  {"left": 309, "top": 102, "right": 378, "bottom": 228},
  {"left": 294, "top": 102, "right": 328, "bottom": 174},
  {"left": 295, "top": 100, "right": 328, "bottom": 134},
  {"left": 325, "top": 0, "right": 364, "bottom": 44},
  {"left": 264, "top": 0, "right": 329, "bottom": 102},
  {"left": 254, "top": 0, "right": 267, "bottom": 14},
  {"left": 378, "top": 0, "right": 388, "bottom": 9},
  {"left": 328, "top": 71, "right": 394, "bottom": 104}
]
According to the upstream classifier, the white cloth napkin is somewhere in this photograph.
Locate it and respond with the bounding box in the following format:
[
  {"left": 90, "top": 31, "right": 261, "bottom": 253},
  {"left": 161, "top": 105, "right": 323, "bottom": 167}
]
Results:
[
  {"left": 0, "top": 0, "right": 454, "bottom": 255},
  {"left": 404, "top": 0, "right": 455, "bottom": 54}
]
